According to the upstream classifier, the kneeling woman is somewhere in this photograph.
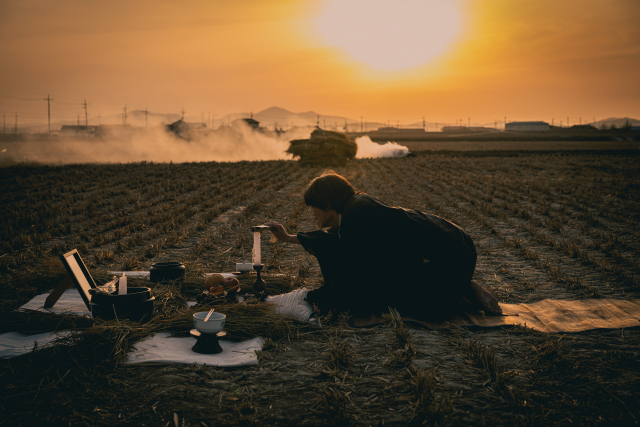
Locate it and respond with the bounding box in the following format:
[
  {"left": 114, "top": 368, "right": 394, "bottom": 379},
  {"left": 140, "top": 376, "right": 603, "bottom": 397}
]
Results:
[{"left": 266, "top": 171, "right": 501, "bottom": 321}]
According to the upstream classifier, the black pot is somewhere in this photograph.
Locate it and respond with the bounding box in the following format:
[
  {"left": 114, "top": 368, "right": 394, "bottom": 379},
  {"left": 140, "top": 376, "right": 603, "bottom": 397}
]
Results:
[
  {"left": 91, "top": 287, "right": 152, "bottom": 304},
  {"left": 90, "top": 287, "right": 155, "bottom": 323},
  {"left": 150, "top": 261, "right": 185, "bottom": 283}
]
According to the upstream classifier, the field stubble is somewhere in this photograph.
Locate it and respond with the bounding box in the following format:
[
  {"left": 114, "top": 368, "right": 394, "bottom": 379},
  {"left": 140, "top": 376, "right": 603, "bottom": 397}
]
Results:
[{"left": 1, "top": 144, "right": 639, "bottom": 426}]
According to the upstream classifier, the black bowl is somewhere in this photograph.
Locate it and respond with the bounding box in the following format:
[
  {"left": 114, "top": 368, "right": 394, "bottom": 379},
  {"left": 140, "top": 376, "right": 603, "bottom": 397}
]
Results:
[{"left": 150, "top": 262, "right": 185, "bottom": 283}]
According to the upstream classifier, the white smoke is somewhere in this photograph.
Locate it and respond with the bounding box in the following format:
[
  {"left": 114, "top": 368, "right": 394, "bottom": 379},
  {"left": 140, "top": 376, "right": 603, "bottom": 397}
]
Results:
[
  {"left": 0, "top": 122, "right": 313, "bottom": 164},
  {"left": 0, "top": 124, "right": 410, "bottom": 164},
  {"left": 355, "top": 136, "right": 410, "bottom": 158}
]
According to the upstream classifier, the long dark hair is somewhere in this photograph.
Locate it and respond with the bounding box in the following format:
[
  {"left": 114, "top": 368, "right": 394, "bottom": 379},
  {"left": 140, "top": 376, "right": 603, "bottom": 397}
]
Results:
[{"left": 303, "top": 170, "right": 356, "bottom": 213}]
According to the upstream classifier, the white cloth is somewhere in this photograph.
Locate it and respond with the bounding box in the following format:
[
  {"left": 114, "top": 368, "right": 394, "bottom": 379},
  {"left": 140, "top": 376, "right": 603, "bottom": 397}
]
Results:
[
  {"left": 266, "top": 288, "right": 313, "bottom": 322},
  {"left": 10, "top": 288, "right": 262, "bottom": 367},
  {"left": 124, "top": 333, "right": 264, "bottom": 367},
  {"left": 109, "top": 271, "right": 151, "bottom": 278},
  {"left": 203, "top": 273, "right": 237, "bottom": 278},
  {"left": 0, "top": 330, "right": 263, "bottom": 367},
  {"left": 0, "top": 331, "right": 72, "bottom": 359},
  {"left": 19, "top": 289, "right": 91, "bottom": 316}
]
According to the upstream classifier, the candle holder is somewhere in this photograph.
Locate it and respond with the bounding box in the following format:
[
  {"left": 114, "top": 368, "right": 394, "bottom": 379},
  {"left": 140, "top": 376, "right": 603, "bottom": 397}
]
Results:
[
  {"left": 191, "top": 329, "right": 225, "bottom": 354},
  {"left": 253, "top": 264, "right": 266, "bottom": 293}
]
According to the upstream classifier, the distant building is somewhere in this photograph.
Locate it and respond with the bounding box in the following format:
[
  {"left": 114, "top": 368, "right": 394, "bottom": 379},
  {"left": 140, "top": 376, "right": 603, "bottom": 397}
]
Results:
[
  {"left": 166, "top": 120, "right": 206, "bottom": 138},
  {"left": 241, "top": 117, "right": 260, "bottom": 129},
  {"left": 441, "top": 126, "right": 497, "bottom": 133},
  {"left": 371, "top": 127, "right": 425, "bottom": 134},
  {"left": 229, "top": 117, "right": 261, "bottom": 130},
  {"left": 569, "top": 124, "right": 597, "bottom": 131},
  {"left": 96, "top": 124, "right": 133, "bottom": 138},
  {"left": 506, "top": 121, "right": 550, "bottom": 132},
  {"left": 61, "top": 125, "right": 97, "bottom": 134}
]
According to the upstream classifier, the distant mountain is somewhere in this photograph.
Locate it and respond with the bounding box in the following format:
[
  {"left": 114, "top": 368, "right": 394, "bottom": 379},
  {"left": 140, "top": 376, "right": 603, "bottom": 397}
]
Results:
[
  {"left": 216, "top": 107, "right": 374, "bottom": 131},
  {"left": 593, "top": 117, "right": 640, "bottom": 129}
]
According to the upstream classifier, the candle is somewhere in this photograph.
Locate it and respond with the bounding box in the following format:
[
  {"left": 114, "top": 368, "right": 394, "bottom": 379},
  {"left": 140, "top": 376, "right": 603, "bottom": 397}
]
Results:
[
  {"left": 253, "top": 232, "right": 261, "bottom": 266},
  {"left": 118, "top": 273, "right": 127, "bottom": 295}
]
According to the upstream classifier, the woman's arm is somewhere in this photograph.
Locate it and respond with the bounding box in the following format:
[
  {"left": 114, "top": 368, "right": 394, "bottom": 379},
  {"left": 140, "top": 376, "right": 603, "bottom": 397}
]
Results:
[{"left": 264, "top": 222, "right": 300, "bottom": 245}]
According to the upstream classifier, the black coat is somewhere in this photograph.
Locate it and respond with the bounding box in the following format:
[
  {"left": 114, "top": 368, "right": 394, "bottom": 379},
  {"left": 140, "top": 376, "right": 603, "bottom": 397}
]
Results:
[{"left": 299, "top": 194, "right": 476, "bottom": 320}]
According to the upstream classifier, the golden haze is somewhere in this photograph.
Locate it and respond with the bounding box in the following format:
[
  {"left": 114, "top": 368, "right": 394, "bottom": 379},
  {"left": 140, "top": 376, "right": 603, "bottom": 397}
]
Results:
[{"left": 0, "top": 0, "right": 638, "bottom": 125}]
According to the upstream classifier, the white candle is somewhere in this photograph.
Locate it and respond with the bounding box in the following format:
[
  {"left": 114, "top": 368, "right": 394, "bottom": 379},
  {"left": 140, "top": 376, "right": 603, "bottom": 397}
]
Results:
[
  {"left": 253, "top": 232, "right": 261, "bottom": 266},
  {"left": 118, "top": 273, "right": 127, "bottom": 295}
]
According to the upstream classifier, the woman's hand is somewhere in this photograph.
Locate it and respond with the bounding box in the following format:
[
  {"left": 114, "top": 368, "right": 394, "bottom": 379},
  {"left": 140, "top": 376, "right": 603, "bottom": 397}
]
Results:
[{"left": 264, "top": 222, "right": 300, "bottom": 245}]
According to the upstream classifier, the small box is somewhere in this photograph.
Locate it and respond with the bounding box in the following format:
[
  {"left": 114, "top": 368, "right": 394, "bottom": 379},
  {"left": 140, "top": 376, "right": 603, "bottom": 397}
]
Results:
[{"left": 236, "top": 262, "right": 254, "bottom": 272}]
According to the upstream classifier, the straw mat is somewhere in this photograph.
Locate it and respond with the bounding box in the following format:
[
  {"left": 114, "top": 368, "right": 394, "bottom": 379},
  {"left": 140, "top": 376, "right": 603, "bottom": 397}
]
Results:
[{"left": 350, "top": 299, "right": 640, "bottom": 333}]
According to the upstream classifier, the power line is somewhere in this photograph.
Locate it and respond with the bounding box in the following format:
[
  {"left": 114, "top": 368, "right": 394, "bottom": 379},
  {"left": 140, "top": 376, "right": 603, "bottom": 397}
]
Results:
[{"left": 0, "top": 93, "right": 42, "bottom": 101}]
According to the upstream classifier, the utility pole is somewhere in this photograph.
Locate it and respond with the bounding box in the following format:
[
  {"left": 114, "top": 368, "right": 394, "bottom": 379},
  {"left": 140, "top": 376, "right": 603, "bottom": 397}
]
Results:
[
  {"left": 181, "top": 109, "right": 185, "bottom": 120},
  {"left": 422, "top": 116, "right": 426, "bottom": 130},
  {"left": 317, "top": 115, "right": 320, "bottom": 128},
  {"left": 83, "top": 99, "right": 89, "bottom": 126},
  {"left": 360, "top": 116, "right": 363, "bottom": 132},
  {"left": 14, "top": 113, "right": 18, "bottom": 134},
  {"left": 144, "top": 108, "right": 148, "bottom": 128},
  {"left": 123, "top": 104, "right": 128, "bottom": 125},
  {"left": 44, "top": 94, "right": 53, "bottom": 133},
  {"left": 504, "top": 116, "right": 507, "bottom": 130}
]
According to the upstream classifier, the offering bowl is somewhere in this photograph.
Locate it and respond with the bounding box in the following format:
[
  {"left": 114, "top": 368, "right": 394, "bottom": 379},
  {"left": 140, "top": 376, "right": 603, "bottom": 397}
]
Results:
[{"left": 193, "top": 311, "right": 226, "bottom": 334}]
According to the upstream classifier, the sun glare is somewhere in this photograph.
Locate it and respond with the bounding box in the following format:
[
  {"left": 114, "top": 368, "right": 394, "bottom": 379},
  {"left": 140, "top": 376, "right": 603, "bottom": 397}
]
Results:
[{"left": 314, "top": 0, "right": 463, "bottom": 71}]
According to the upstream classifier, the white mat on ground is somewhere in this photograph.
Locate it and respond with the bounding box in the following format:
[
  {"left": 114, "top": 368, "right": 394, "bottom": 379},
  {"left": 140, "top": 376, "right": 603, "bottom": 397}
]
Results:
[
  {"left": 0, "top": 331, "right": 72, "bottom": 359},
  {"left": 19, "top": 289, "right": 90, "bottom": 316},
  {"left": 124, "top": 333, "right": 264, "bottom": 367},
  {"left": 109, "top": 271, "right": 241, "bottom": 279}
]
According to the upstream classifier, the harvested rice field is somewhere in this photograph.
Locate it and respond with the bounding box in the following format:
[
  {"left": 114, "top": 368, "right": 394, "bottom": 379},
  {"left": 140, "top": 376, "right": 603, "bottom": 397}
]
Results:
[{"left": 1, "top": 142, "right": 640, "bottom": 426}]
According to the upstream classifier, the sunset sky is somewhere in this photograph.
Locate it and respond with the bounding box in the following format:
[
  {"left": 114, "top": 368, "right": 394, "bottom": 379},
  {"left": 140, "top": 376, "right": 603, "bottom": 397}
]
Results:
[{"left": 1, "top": 0, "right": 639, "bottom": 127}]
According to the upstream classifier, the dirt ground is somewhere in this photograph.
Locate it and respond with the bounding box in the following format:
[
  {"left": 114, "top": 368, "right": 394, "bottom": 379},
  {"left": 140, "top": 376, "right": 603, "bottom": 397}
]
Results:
[{"left": 1, "top": 140, "right": 639, "bottom": 426}]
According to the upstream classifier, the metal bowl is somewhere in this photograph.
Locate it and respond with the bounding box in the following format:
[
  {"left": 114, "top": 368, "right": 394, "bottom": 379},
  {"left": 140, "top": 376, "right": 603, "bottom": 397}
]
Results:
[
  {"left": 150, "top": 262, "right": 185, "bottom": 283},
  {"left": 193, "top": 311, "right": 226, "bottom": 334}
]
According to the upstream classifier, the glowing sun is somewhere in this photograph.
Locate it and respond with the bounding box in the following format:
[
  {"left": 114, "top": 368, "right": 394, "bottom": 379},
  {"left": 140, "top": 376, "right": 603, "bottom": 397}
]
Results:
[{"left": 315, "top": 0, "right": 463, "bottom": 71}]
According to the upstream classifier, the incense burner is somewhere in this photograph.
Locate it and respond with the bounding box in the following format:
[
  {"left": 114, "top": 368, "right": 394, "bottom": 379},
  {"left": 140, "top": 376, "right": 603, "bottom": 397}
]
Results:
[{"left": 193, "top": 311, "right": 226, "bottom": 334}]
